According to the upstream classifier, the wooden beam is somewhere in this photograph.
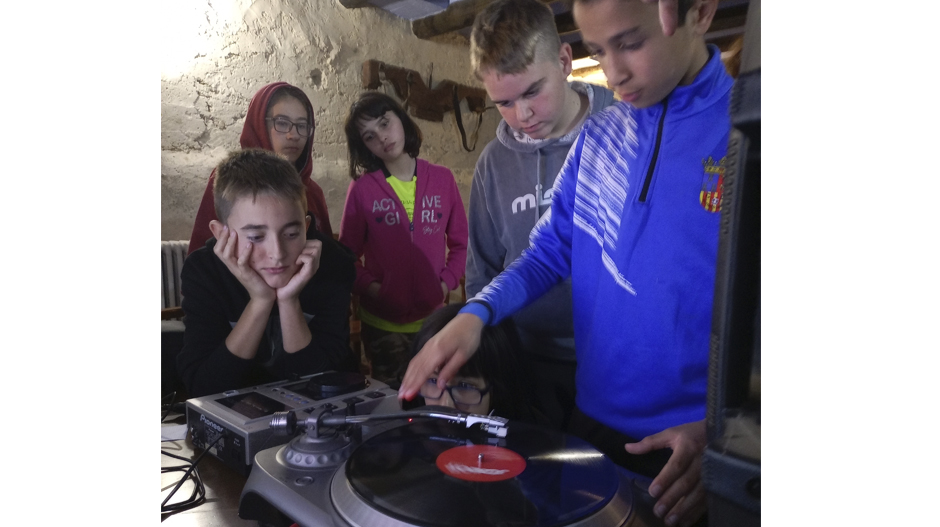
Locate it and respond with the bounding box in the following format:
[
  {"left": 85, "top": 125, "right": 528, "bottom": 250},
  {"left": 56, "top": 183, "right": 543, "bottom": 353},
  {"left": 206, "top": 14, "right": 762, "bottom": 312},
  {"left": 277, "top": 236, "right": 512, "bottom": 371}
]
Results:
[
  {"left": 571, "top": 64, "right": 603, "bottom": 77},
  {"left": 412, "top": 0, "right": 494, "bottom": 40},
  {"left": 569, "top": 41, "right": 589, "bottom": 61},
  {"left": 706, "top": 26, "right": 746, "bottom": 42},
  {"left": 554, "top": 11, "right": 576, "bottom": 34},
  {"left": 412, "top": 0, "right": 555, "bottom": 39},
  {"left": 709, "top": 12, "right": 748, "bottom": 32},
  {"left": 162, "top": 307, "right": 184, "bottom": 320},
  {"left": 337, "top": 0, "right": 372, "bottom": 8}
]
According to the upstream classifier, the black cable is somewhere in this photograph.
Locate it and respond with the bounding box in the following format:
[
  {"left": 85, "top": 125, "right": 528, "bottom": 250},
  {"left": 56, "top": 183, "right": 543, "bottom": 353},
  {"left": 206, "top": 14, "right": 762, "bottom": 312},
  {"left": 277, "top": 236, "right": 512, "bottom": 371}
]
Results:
[
  {"left": 162, "top": 401, "right": 187, "bottom": 419},
  {"left": 161, "top": 434, "right": 221, "bottom": 516},
  {"left": 162, "top": 391, "right": 178, "bottom": 423},
  {"left": 161, "top": 466, "right": 204, "bottom": 515},
  {"left": 161, "top": 449, "right": 194, "bottom": 463},
  {"left": 161, "top": 464, "right": 205, "bottom": 515}
]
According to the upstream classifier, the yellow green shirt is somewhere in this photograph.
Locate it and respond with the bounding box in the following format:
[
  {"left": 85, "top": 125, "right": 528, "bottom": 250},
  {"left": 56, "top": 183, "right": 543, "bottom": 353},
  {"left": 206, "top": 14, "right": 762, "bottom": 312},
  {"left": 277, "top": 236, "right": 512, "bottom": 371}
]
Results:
[
  {"left": 358, "top": 306, "right": 424, "bottom": 333},
  {"left": 386, "top": 175, "right": 416, "bottom": 222}
]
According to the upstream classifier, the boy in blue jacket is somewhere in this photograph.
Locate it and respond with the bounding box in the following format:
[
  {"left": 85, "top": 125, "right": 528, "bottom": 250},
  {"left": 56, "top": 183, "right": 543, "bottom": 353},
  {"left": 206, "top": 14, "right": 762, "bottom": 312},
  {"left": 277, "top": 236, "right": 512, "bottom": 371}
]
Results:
[{"left": 401, "top": 1, "right": 731, "bottom": 525}]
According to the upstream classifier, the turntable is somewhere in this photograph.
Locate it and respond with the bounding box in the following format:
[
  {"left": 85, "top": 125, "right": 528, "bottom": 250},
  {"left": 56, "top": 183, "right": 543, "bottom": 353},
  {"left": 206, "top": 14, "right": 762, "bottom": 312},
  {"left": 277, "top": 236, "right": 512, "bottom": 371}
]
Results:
[
  {"left": 185, "top": 371, "right": 397, "bottom": 475},
  {"left": 239, "top": 405, "right": 664, "bottom": 526}
]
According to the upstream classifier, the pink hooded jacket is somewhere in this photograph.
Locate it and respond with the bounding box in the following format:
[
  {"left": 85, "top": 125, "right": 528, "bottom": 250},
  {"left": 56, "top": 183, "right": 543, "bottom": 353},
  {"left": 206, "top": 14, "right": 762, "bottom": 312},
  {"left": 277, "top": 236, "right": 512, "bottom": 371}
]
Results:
[{"left": 339, "top": 159, "right": 468, "bottom": 325}]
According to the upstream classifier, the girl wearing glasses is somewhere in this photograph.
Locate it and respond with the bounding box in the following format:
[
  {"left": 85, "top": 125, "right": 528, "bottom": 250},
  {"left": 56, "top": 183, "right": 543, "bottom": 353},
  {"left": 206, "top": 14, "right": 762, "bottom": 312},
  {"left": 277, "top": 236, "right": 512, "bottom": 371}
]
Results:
[
  {"left": 188, "top": 82, "right": 333, "bottom": 255},
  {"left": 339, "top": 92, "right": 468, "bottom": 385}
]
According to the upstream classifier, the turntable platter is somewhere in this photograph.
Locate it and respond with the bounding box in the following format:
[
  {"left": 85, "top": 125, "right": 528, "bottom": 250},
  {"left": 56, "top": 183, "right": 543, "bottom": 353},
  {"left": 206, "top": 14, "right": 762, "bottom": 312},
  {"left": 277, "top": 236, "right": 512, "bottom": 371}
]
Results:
[{"left": 331, "top": 420, "right": 635, "bottom": 527}]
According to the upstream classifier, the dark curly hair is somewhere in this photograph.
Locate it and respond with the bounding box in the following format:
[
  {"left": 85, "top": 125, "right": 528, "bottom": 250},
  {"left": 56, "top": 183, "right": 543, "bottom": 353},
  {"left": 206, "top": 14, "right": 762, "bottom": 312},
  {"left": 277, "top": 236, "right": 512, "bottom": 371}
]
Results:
[{"left": 344, "top": 91, "right": 422, "bottom": 180}]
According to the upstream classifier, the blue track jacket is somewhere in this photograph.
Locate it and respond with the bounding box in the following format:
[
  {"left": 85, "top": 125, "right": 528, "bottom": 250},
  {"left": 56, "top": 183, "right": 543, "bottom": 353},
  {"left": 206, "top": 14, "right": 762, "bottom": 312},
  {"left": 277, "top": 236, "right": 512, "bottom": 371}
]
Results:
[{"left": 471, "top": 46, "right": 734, "bottom": 439}]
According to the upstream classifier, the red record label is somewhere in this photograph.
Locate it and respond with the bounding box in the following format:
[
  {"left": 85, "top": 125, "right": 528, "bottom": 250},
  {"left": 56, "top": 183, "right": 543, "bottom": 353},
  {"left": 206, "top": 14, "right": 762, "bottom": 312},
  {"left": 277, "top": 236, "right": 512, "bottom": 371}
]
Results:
[{"left": 435, "top": 445, "right": 526, "bottom": 482}]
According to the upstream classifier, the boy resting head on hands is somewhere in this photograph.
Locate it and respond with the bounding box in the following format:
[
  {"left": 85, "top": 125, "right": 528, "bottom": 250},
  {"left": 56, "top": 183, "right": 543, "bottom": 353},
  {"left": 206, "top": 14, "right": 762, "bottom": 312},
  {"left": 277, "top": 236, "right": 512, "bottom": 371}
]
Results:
[{"left": 178, "top": 149, "right": 357, "bottom": 398}]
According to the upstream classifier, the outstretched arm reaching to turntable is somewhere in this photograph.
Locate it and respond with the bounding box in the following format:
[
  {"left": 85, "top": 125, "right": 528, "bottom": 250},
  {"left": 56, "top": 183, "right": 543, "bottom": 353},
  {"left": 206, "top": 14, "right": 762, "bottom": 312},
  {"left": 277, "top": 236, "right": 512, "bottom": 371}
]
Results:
[
  {"left": 399, "top": 312, "right": 484, "bottom": 399},
  {"left": 625, "top": 420, "right": 707, "bottom": 527}
]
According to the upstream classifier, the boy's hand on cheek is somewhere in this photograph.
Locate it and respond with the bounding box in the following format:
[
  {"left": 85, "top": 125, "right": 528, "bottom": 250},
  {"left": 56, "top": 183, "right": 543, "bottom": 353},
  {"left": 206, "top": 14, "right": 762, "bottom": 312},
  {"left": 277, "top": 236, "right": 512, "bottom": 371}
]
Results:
[
  {"left": 277, "top": 240, "right": 322, "bottom": 301},
  {"left": 214, "top": 226, "right": 276, "bottom": 303}
]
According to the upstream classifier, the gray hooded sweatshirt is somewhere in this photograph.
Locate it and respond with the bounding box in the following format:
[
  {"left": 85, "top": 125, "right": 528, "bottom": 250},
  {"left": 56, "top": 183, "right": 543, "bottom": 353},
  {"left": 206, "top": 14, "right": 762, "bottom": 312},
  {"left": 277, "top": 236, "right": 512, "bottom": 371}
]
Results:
[{"left": 466, "top": 81, "right": 615, "bottom": 362}]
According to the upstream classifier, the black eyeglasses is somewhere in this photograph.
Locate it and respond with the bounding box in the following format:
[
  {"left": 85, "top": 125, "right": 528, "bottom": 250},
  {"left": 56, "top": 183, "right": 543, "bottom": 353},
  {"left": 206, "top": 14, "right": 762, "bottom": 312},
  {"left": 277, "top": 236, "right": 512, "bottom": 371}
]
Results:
[
  {"left": 266, "top": 117, "right": 312, "bottom": 137},
  {"left": 420, "top": 378, "right": 492, "bottom": 406}
]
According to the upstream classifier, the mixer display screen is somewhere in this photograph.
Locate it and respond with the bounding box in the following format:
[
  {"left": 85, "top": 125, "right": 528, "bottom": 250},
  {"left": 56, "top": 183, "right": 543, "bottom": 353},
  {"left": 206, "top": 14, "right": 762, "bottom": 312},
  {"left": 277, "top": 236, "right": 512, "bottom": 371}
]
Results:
[{"left": 217, "top": 392, "right": 287, "bottom": 419}]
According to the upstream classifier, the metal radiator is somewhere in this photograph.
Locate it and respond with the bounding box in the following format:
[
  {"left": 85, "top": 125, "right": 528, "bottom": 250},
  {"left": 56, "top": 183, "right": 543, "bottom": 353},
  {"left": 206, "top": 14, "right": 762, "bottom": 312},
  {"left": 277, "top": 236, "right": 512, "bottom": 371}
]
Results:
[{"left": 161, "top": 241, "right": 189, "bottom": 309}]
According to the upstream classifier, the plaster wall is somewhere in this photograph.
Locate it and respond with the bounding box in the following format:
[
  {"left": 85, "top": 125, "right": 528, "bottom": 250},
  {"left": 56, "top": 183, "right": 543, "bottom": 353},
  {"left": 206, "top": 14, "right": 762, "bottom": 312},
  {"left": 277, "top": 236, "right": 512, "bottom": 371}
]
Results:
[{"left": 161, "top": 0, "right": 498, "bottom": 241}]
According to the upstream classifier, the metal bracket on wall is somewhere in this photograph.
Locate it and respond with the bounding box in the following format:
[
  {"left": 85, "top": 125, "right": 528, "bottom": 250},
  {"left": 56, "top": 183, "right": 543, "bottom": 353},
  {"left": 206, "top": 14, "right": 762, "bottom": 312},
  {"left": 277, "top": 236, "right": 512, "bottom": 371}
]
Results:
[{"left": 361, "top": 59, "right": 487, "bottom": 151}]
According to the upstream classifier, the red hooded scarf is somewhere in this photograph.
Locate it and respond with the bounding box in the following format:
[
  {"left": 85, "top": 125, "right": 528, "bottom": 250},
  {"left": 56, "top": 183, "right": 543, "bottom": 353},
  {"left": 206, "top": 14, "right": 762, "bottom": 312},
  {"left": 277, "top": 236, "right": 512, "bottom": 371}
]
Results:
[{"left": 187, "top": 82, "right": 333, "bottom": 254}]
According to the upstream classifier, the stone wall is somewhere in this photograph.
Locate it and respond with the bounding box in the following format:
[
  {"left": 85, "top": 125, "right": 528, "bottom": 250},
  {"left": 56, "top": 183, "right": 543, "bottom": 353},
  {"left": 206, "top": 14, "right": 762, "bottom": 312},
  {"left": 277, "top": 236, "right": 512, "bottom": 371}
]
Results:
[{"left": 161, "top": 0, "right": 498, "bottom": 241}]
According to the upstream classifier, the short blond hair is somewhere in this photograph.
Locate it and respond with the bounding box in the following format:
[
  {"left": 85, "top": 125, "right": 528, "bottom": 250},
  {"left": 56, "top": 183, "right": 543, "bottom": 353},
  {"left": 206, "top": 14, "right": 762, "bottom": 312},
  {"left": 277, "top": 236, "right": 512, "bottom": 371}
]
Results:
[
  {"left": 213, "top": 149, "right": 307, "bottom": 224},
  {"left": 470, "top": 0, "right": 562, "bottom": 80}
]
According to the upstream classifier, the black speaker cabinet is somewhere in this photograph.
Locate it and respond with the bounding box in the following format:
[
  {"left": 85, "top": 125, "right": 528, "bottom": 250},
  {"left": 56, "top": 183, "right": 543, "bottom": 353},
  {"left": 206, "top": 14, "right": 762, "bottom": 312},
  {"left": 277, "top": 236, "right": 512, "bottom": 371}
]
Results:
[{"left": 703, "top": 62, "right": 761, "bottom": 527}]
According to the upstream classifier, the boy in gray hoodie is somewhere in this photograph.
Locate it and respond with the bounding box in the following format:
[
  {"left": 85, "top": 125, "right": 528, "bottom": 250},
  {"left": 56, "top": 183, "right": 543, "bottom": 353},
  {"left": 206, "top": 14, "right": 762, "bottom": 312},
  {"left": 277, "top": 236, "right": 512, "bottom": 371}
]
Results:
[{"left": 465, "top": 0, "right": 615, "bottom": 430}]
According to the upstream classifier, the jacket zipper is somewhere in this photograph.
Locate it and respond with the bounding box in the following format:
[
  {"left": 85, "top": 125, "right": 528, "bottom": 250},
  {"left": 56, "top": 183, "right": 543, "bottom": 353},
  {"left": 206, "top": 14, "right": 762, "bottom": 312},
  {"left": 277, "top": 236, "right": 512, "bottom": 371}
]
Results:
[
  {"left": 409, "top": 163, "right": 415, "bottom": 242},
  {"left": 639, "top": 98, "right": 668, "bottom": 202}
]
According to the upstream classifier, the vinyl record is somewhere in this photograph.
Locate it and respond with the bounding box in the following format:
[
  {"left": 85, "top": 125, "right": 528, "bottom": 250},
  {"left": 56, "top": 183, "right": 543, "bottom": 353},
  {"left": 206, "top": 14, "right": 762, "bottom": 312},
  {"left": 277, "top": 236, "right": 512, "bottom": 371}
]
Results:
[{"left": 336, "top": 419, "right": 631, "bottom": 526}]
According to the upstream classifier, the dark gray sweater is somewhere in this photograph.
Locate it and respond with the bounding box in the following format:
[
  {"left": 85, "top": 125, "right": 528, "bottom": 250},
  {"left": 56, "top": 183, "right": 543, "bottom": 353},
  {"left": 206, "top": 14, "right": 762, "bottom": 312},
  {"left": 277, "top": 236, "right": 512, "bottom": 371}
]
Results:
[{"left": 465, "top": 81, "right": 615, "bottom": 362}]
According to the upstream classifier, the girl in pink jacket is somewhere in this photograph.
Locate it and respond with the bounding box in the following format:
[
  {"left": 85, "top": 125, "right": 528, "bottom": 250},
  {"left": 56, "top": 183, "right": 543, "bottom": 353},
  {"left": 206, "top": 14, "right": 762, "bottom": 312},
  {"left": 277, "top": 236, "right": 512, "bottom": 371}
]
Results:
[{"left": 339, "top": 92, "right": 468, "bottom": 383}]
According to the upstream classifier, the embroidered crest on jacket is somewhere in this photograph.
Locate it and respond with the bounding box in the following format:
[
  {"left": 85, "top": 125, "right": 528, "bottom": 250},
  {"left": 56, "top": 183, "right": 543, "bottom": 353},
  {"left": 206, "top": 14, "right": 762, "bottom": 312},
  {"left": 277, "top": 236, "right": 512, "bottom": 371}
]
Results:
[{"left": 700, "top": 156, "right": 725, "bottom": 213}]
